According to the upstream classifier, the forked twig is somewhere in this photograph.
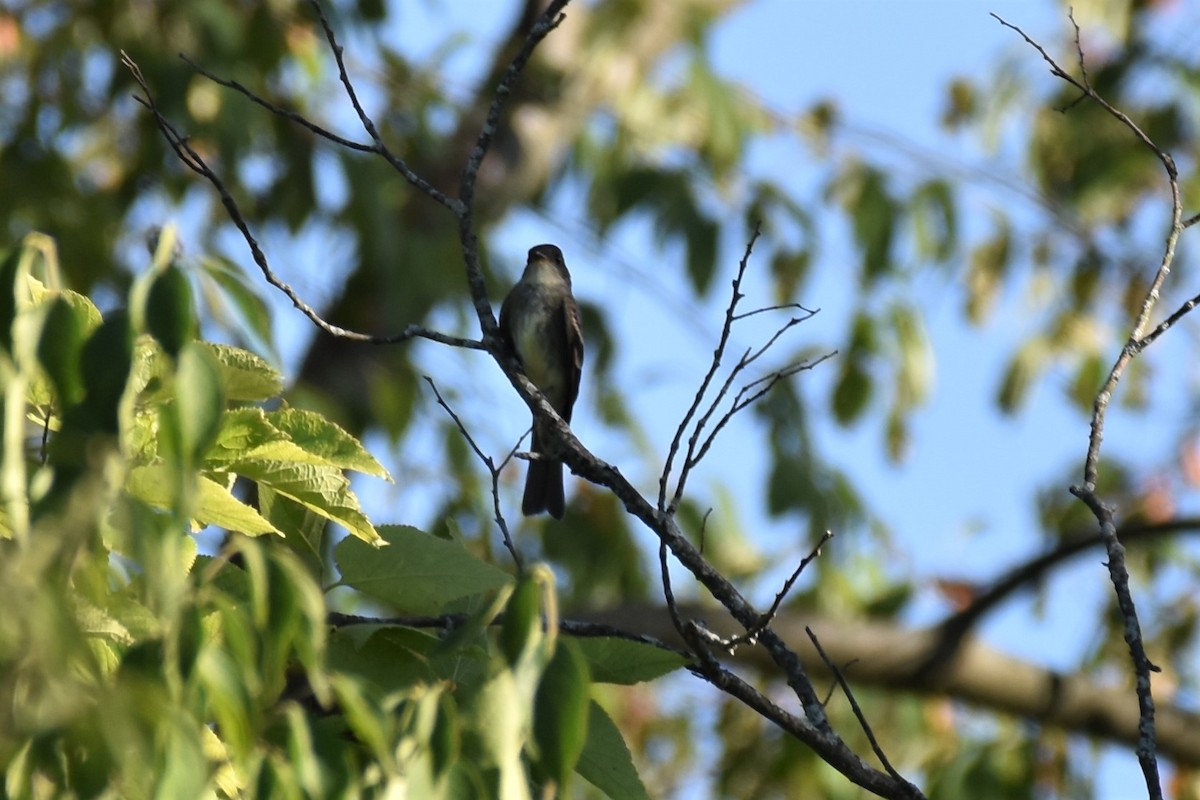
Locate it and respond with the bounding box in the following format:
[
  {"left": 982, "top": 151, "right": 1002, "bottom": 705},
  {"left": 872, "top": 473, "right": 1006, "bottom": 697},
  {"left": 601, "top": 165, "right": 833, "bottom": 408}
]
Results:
[
  {"left": 806, "top": 626, "right": 904, "bottom": 783},
  {"left": 424, "top": 376, "right": 522, "bottom": 570},
  {"left": 658, "top": 225, "right": 762, "bottom": 511},
  {"left": 659, "top": 224, "right": 827, "bottom": 515}
]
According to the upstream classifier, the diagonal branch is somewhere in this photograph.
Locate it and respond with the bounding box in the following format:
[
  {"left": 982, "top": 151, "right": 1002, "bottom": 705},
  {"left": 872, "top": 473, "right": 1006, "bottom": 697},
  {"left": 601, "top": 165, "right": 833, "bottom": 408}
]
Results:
[
  {"left": 121, "top": 52, "right": 482, "bottom": 351},
  {"left": 933, "top": 517, "right": 1200, "bottom": 650},
  {"left": 807, "top": 626, "right": 905, "bottom": 784}
]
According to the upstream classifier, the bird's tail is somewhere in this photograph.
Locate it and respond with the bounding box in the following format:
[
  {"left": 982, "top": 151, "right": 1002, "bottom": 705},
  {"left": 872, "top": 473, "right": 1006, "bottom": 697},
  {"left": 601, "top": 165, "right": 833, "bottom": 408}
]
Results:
[{"left": 523, "top": 427, "right": 565, "bottom": 518}]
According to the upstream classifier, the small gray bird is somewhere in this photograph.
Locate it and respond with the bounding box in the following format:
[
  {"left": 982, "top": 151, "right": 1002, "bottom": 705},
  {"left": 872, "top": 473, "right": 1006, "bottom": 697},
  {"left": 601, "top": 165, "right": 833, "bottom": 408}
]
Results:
[{"left": 499, "top": 244, "right": 584, "bottom": 518}]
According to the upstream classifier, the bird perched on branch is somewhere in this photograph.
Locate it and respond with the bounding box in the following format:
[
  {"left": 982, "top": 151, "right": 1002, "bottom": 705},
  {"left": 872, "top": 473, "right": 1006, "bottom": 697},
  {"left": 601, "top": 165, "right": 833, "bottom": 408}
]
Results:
[{"left": 499, "top": 244, "right": 584, "bottom": 518}]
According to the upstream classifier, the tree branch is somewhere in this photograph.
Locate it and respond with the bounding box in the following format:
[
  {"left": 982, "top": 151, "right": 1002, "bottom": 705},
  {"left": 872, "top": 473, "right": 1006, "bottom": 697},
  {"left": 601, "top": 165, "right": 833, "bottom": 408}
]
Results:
[
  {"left": 934, "top": 518, "right": 1200, "bottom": 648},
  {"left": 993, "top": 13, "right": 1198, "bottom": 797},
  {"left": 659, "top": 225, "right": 759, "bottom": 512},
  {"left": 575, "top": 602, "right": 1200, "bottom": 768},
  {"left": 121, "top": 52, "right": 483, "bottom": 351},
  {"left": 423, "top": 376, "right": 523, "bottom": 570}
]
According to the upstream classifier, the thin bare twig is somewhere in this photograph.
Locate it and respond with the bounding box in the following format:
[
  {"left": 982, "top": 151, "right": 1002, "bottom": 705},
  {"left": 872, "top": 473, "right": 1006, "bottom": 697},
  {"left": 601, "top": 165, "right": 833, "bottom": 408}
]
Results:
[
  {"left": 658, "top": 540, "right": 688, "bottom": 649},
  {"left": 806, "top": 626, "right": 905, "bottom": 784},
  {"left": 121, "top": 53, "right": 483, "bottom": 351},
  {"left": 303, "top": 0, "right": 460, "bottom": 211},
  {"left": 697, "top": 507, "right": 713, "bottom": 554},
  {"left": 658, "top": 225, "right": 761, "bottom": 512},
  {"left": 732, "top": 302, "right": 816, "bottom": 322},
  {"left": 726, "top": 531, "right": 832, "bottom": 648},
  {"left": 994, "top": 12, "right": 1187, "bottom": 797},
  {"left": 424, "top": 376, "right": 522, "bottom": 570},
  {"left": 689, "top": 353, "right": 835, "bottom": 472},
  {"left": 179, "top": 54, "right": 375, "bottom": 153},
  {"left": 660, "top": 229, "right": 825, "bottom": 515}
]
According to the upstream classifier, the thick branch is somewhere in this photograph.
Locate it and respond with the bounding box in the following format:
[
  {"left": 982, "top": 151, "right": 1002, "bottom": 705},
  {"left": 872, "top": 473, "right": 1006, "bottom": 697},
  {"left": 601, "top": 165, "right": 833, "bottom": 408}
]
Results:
[{"left": 576, "top": 603, "right": 1200, "bottom": 768}]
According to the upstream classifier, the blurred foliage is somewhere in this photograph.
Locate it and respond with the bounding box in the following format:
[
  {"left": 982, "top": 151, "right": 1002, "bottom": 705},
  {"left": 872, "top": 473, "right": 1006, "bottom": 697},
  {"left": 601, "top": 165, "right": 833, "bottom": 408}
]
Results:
[
  {"left": 6, "top": 0, "right": 1200, "bottom": 795},
  {"left": 0, "top": 235, "right": 681, "bottom": 797}
]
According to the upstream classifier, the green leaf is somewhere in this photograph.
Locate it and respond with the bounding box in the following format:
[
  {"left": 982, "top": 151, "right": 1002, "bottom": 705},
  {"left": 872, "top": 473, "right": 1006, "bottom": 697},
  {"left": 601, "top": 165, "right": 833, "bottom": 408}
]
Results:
[
  {"left": 770, "top": 248, "right": 811, "bottom": 304},
  {"left": 267, "top": 408, "right": 390, "bottom": 478},
  {"left": 501, "top": 575, "right": 542, "bottom": 668},
  {"left": 206, "top": 407, "right": 294, "bottom": 465},
  {"left": 685, "top": 216, "right": 719, "bottom": 297},
  {"left": 998, "top": 338, "right": 1048, "bottom": 414},
  {"left": 327, "top": 625, "right": 441, "bottom": 692},
  {"left": 258, "top": 484, "right": 326, "bottom": 575},
  {"left": 195, "top": 646, "right": 255, "bottom": 762},
  {"left": 696, "top": 59, "right": 753, "bottom": 176},
  {"left": 157, "top": 714, "right": 209, "bottom": 798},
  {"left": 603, "top": 168, "right": 720, "bottom": 295},
  {"left": 911, "top": 179, "right": 957, "bottom": 263},
  {"left": 575, "top": 637, "right": 686, "bottom": 685},
  {"left": 832, "top": 361, "right": 871, "bottom": 425},
  {"left": 170, "top": 343, "right": 225, "bottom": 465},
  {"left": 966, "top": 223, "right": 1011, "bottom": 324},
  {"left": 329, "top": 675, "right": 391, "bottom": 766},
  {"left": 195, "top": 474, "right": 278, "bottom": 535},
  {"left": 77, "top": 310, "right": 133, "bottom": 434},
  {"left": 25, "top": 280, "right": 102, "bottom": 336},
  {"left": 533, "top": 639, "right": 591, "bottom": 786},
  {"left": 472, "top": 671, "right": 526, "bottom": 780},
  {"left": 145, "top": 264, "right": 197, "bottom": 358},
  {"left": 282, "top": 704, "right": 324, "bottom": 797},
  {"left": 889, "top": 302, "right": 932, "bottom": 409},
  {"left": 576, "top": 700, "right": 651, "bottom": 800},
  {"left": 849, "top": 167, "right": 898, "bottom": 284},
  {"left": 74, "top": 599, "right": 134, "bottom": 646},
  {"left": 206, "top": 405, "right": 370, "bottom": 472},
  {"left": 35, "top": 296, "right": 84, "bottom": 408},
  {"left": 197, "top": 255, "right": 275, "bottom": 358},
  {"left": 232, "top": 460, "right": 380, "bottom": 545},
  {"left": 1069, "top": 353, "right": 1105, "bottom": 413},
  {"left": 200, "top": 342, "right": 283, "bottom": 402},
  {"left": 885, "top": 409, "right": 909, "bottom": 463},
  {"left": 334, "top": 525, "right": 511, "bottom": 613},
  {"left": 125, "top": 466, "right": 278, "bottom": 535},
  {"left": 262, "top": 549, "right": 332, "bottom": 707}
]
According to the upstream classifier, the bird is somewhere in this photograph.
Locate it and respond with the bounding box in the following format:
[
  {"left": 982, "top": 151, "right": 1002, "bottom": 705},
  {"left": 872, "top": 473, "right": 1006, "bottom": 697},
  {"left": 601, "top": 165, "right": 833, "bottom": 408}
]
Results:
[{"left": 499, "top": 244, "right": 584, "bottom": 518}]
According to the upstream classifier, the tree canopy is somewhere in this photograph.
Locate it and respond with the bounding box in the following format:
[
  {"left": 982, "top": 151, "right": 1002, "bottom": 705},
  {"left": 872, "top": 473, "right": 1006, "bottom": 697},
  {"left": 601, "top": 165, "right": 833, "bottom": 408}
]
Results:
[{"left": 3, "top": 0, "right": 1200, "bottom": 798}]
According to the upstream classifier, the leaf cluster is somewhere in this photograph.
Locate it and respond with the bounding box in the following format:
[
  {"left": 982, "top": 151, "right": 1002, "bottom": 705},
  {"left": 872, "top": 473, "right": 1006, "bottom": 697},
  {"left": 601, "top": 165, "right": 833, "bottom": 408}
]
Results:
[{"left": 0, "top": 234, "right": 681, "bottom": 798}]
